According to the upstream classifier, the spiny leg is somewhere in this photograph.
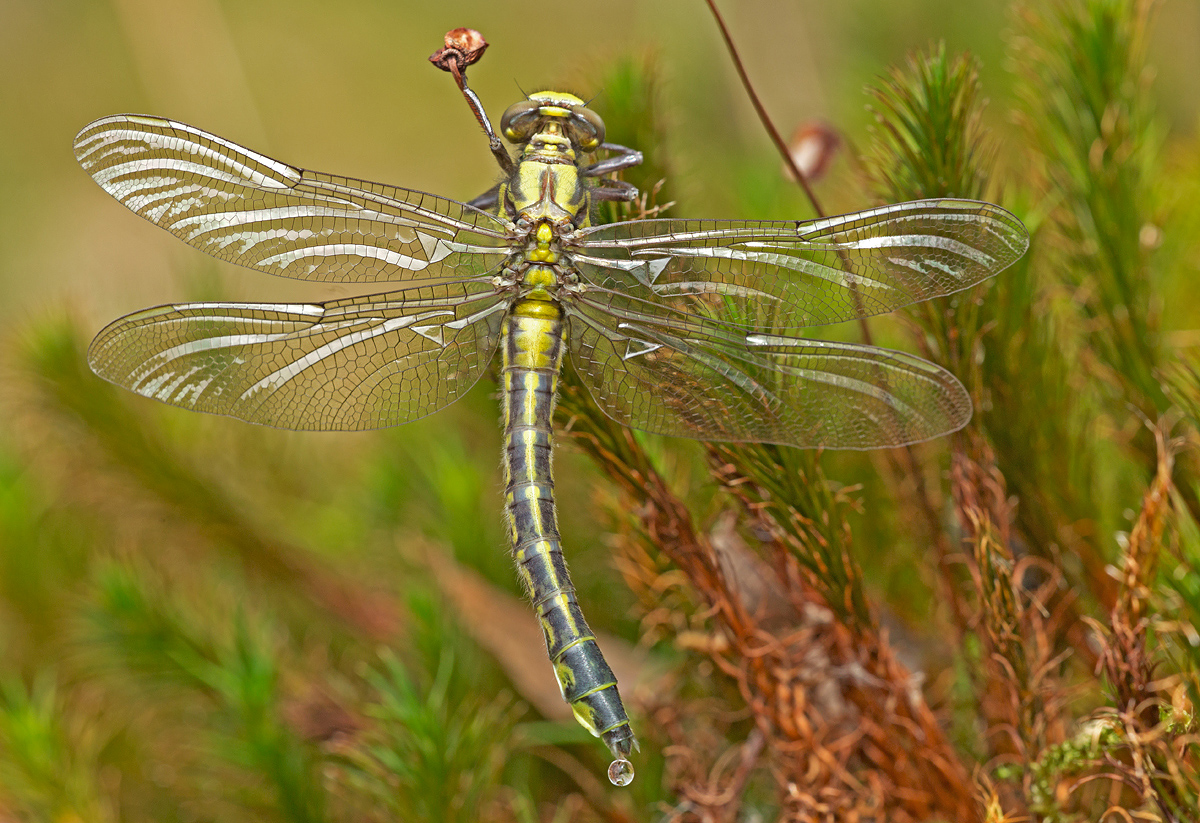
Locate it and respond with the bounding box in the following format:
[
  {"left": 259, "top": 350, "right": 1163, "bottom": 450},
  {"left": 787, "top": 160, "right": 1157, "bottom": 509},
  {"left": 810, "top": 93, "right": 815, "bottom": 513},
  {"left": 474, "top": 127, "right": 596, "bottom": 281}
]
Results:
[{"left": 582, "top": 142, "right": 644, "bottom": 177}]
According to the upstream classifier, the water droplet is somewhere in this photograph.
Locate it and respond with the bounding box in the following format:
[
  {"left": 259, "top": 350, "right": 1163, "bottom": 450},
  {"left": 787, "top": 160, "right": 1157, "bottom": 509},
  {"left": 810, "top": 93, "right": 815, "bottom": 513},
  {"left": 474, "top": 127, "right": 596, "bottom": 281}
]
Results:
[{"left": 608, "top": 758, "right": 635, "bottom": 786}]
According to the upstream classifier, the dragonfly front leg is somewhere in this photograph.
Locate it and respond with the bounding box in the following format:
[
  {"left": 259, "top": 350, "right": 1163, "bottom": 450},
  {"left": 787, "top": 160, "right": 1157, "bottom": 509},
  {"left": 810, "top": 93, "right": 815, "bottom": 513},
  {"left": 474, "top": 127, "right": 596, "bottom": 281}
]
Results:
[{"left": 500, "top": 297, "right": 639, "bottom": 782}]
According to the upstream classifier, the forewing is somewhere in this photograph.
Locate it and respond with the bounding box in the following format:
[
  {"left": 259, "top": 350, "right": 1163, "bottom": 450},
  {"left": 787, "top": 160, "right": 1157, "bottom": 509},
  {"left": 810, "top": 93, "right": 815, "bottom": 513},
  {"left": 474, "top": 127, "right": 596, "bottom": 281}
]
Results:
[
  {"left": 74, "top": 115, "right": 512, "bottom": 283},
  {"left": 564, "top": 289, "right": 970, "bottom": 449},
  {"left": 570, "top": 199, "right": 1028, "bottom": 332},
  {"left": 88, "top": 281, "right": 509, "bottom": 431}
]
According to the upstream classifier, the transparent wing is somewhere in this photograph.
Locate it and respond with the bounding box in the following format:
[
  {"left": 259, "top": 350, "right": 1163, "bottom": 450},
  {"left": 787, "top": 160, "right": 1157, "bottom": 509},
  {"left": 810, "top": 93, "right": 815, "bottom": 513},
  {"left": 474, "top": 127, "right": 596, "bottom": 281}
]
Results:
[
  {"left": 88, "top": 280, "right": 509, "bottom": 431},
  {"left": 570, "top": 199, "right": 1028, "bottom": 332},
  {"left": 564, "top": 287, "right": 970, "bottom": 449},
  {"left": 74, "top": 115, "right": 513, "bottom": 283}
]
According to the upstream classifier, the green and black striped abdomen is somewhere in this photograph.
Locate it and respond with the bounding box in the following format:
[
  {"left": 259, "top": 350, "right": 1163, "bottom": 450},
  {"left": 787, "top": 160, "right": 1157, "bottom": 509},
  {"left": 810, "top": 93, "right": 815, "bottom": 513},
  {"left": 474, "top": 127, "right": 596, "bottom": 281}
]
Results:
[{"left": 500, "top": 297, "right": 637, "bottom": 765}]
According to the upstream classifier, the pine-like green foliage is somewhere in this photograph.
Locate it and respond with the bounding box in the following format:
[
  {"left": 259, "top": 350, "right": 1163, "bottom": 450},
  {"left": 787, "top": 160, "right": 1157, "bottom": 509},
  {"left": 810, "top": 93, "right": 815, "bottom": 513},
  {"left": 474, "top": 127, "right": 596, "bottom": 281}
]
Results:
[
  {"left": 86, "top": 562, "right": 329, "bottom": 822},
  {"left": 1, "top": 1, "right": 1198, "bottom": 820},
  {"left": 0, "top": 675, "right": 115, "bottom": 823},
  {"left": 325, "top": 647, "right": 519, "bottom": 823}
]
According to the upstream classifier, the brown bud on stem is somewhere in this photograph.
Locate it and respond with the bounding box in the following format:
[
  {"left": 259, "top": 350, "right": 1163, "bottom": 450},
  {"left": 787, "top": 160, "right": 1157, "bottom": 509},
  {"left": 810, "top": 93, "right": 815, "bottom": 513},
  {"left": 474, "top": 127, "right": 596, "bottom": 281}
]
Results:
[{"left": 781, "top": 121, "right": 842, "bottom": 184}]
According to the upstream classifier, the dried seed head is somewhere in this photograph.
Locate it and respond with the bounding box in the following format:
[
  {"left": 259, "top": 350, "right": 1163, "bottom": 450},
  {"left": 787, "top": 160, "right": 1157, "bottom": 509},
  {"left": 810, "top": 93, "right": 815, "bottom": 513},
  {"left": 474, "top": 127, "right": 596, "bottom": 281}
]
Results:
[{"left": 429, "top": 28, "right": 489, "bottom": 74}]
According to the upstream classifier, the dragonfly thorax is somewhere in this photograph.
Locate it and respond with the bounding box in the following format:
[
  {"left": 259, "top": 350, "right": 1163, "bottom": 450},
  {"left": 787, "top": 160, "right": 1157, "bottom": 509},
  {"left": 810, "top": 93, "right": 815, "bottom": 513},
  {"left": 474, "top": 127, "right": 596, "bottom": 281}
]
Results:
[
  {"left": 503, "top": 149, "right": 589, "bottom": 227},
  {"left": 498, "top": 92, "right": 602, "bottom": 228}
]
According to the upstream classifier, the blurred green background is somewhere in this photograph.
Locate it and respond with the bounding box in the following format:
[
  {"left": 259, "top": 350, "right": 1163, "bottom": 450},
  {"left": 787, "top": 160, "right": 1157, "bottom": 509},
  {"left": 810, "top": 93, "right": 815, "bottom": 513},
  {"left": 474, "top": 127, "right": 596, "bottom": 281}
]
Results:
[{"left": 2, "top": 1, "right": 1200, "bottom": 821}]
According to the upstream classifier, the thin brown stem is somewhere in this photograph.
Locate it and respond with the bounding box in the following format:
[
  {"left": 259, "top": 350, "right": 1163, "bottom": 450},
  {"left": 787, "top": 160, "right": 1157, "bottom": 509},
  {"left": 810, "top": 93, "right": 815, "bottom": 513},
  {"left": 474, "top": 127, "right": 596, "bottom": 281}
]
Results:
[
  {"left": 429, "top": 28, "right": 516, "bottom": 176},
  {"left": 702, "top": 0, "right": 824, "bottom": 218},
  {"left": 702, "top": 0, "right": 878, "bottom": 350}
]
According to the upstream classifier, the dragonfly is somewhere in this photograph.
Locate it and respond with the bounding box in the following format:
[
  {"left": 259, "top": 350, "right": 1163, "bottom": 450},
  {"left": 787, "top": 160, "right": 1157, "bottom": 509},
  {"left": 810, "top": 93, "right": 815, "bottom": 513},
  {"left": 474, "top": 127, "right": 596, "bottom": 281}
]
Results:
[{"left": 75, "top": 88, "right": 1028, "bottom": 786}]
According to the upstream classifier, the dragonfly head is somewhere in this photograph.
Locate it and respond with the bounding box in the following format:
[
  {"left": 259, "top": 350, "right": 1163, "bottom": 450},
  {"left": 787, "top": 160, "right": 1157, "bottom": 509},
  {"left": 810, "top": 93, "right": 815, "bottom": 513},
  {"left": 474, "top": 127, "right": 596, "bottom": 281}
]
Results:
[{"left": 501, "top": 91, "right": 605, "bottom": 152}]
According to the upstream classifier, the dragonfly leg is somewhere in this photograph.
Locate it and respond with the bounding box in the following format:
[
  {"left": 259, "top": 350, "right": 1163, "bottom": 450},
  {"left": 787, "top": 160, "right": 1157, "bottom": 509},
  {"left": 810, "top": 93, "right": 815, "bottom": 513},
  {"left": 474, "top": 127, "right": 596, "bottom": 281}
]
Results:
[
  {"left": 584, "top": 143, "right": 643, "bottom": 203},
  {"left": 590, "top": 180, "right": 641, "bottom": 203},
  {"left": 582, "top": 142, "right": 644, "bottom": 177},
  {"left": 467, "top": 182, "right": 501, "bottom": 211}
]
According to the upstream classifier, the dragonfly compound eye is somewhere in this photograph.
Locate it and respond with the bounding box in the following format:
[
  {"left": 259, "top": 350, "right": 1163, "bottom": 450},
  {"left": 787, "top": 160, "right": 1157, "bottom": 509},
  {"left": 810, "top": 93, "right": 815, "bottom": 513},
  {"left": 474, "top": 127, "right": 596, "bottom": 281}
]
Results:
[
  {"left": 500, "top": 100, "right": 543, "bottom": 143},
  {"left": 565, "top": 105, "right": 605, "bottom": 151}
]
